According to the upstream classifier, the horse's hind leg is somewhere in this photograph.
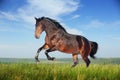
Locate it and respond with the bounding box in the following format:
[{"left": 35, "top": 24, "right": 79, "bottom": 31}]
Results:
[
  {"left": 72, "top": 54, "right": 78, "bottom": 67},
  {"left": 82, "top": 56, "right": 91, "bottom": 67},
  {"left": 45, "top": 48, "right": 56, "bottom": 61}
]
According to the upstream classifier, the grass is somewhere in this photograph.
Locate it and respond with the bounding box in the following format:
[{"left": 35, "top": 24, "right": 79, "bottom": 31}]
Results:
[{"left": 0, "top": 61, "right": 120, "bottom": 80}]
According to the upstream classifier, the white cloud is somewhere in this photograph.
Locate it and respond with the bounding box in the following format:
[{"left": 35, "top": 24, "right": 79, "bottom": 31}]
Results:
[
  {"left": 61, "top": 23, "right": 83, "bottom": 35},
  {"left": 0, "top": 0, "right": 82, "bottom": 35},
  {"left": 0, "top": 0, "right": 81, "bottom": 34},
  {"left": 0, "top": 0, "right": 79, "bottom": 24},
  {"left": 15, "top": 0, "right": 79, "bottom": 23},
  {"left": 0, "top": 11, "right": 18, "bottom": 21},
  {"left": 83, "top": 19, "right": 120, "bottom": 29},
  {"left": 66, "top": 27, "right": 83, "bottom": 35},
  {"left": 85, "top": 20, "right": 105, "bottom": 28},
  {"left": 71, "top": 14, "right": 80, "bottom": 19}
]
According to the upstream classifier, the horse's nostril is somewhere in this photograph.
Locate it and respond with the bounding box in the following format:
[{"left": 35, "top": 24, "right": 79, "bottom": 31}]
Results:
[{"left": 35, "top": 35, "right": 39, "bottom": 39}]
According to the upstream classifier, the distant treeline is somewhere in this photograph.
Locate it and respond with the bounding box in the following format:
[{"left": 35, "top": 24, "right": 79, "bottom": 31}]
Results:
[{"left": 0, "top": 58, "right": 120, "bottom": 64}]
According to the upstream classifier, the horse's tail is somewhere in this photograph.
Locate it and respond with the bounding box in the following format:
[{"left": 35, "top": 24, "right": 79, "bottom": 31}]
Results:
[{"left": 89, "top": 41, "right": 98, "bottom": 59}]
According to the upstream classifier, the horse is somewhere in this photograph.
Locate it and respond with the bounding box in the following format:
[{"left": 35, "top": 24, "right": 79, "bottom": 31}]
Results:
[{"left": 34, "top": 17, "right": 98, "bottom": 67}]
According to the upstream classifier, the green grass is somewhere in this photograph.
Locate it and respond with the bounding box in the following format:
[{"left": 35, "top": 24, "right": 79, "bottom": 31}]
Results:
[{"left": 0, "top": 62, "right": 120, "bottom": 80}]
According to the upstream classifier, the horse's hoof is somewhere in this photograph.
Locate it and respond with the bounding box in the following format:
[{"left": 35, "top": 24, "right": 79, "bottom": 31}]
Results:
[
  {"left": 86, "top": 63, "right": 90, "bottom": 67},
  {"left": 71, "top": 62, "right": 78, "bottom": 67},
  {"left": 51, "top": 57, "right": 55, "bottom": 60},
  {"left": 71, "top": 64, "right": 77, "bottom": 67},
  {"left": 86, "top": 60, "right": 90, "bottom": 67},
  {"left": 35, "top": 56, "right": 40, "bottom": 62},
  {"left": 48, "top": 57, "right": 55, "bottom": 61}
]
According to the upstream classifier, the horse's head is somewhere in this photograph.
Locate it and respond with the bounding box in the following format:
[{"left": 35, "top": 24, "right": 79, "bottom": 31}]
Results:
[{"left": 34, "top": 17, "right": 45, "bottom": 39}]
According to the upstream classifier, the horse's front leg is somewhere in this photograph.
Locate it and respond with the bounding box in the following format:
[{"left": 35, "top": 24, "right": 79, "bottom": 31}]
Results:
[
  {"left": 35, "top": 44, "right": 49, "bottom": 62},
  {"left": 35, "top": 45, "right": 44, "bottom": 62},
  {"left": 45, "top": 47, "right": 56, "bottom": 61},
  {"left": 72, "top": 53, "right": 78, "bottom": 67}
]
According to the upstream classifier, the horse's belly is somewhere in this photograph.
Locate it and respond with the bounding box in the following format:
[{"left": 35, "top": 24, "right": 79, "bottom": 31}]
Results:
[{"left": 58, "top": 44, "right": 79, "bottom": 54}]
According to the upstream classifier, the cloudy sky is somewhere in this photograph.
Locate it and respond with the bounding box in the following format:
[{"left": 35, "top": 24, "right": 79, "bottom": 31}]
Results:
[{"left": 0, "top": 0, "right": 120, "bottom": 58}]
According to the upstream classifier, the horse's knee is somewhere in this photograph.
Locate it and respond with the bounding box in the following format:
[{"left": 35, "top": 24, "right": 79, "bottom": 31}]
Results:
[{"left": 37, "top": 49, "right": 41, "bottom": 53}]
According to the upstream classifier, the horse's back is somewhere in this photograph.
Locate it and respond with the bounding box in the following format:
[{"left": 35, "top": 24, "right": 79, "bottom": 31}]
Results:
[{"left": 56, "top": 33, "right": 80, "bottom": 53}]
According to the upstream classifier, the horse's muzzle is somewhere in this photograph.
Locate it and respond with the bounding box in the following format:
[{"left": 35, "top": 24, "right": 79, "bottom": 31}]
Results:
[{"left": 35, "top": 35, "right": 40, "bottom": 39}]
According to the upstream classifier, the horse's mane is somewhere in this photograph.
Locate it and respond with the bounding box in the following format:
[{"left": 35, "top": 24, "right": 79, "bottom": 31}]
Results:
[{"left": 45, "top": 17, "right": 67, "bottom": 32}]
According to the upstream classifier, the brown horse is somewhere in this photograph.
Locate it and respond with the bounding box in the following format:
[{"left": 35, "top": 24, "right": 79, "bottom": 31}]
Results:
[{"left": 34, "top": 17, "right": 98, "bottom": 67}]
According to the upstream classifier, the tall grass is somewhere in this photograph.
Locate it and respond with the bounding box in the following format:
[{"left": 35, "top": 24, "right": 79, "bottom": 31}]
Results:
[{"left": 0, "top": 63, "right": 120, "bottom": 80}]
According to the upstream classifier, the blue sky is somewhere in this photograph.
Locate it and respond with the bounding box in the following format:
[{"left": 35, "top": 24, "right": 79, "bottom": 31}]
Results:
[{"left": 0, "top": 0, "right": 120, "bottom": 58}]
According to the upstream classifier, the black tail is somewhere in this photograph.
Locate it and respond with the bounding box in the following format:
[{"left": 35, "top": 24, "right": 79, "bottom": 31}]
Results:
[{"left": 90, "top": 41, "right": 98, "bottom": 59}]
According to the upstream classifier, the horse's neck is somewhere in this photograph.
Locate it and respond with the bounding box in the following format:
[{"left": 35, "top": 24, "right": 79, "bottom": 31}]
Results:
[
  {"left": 44, "top": 19, "right": 67, "bottom": 39},
  {"left": 44, "top": 21, "right": 59, "bottom": 36},
  {"left": 45, "top": 27, "right": 57, "bottom": 36}
]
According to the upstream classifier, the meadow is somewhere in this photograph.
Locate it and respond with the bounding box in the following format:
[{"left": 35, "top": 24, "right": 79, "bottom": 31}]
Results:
[{"left": 0, "top": 58, "right": 120, "bottom": 80}]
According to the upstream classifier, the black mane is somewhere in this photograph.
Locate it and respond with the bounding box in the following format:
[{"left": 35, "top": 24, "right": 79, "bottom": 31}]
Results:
[
  {"left": 37, "top": 17, "right": 45, "bottom": 21},
  {"left": 45, "top": 17, "right": 67, "bottom": 32}
]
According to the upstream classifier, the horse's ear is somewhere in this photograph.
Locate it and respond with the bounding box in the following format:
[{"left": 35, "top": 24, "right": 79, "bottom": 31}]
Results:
[{"left": 35, "top": 17, "right": 38, "bottom": 20}]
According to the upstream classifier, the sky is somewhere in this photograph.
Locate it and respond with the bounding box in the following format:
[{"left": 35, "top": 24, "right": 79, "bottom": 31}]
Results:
[{"left": 0, "top": 0, "right": 120, "bottom": 58}]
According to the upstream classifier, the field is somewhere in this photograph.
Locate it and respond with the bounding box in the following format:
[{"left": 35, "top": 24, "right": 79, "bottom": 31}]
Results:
[{"left": 0, "top": 58, "right": 120, "bottom": 80}]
